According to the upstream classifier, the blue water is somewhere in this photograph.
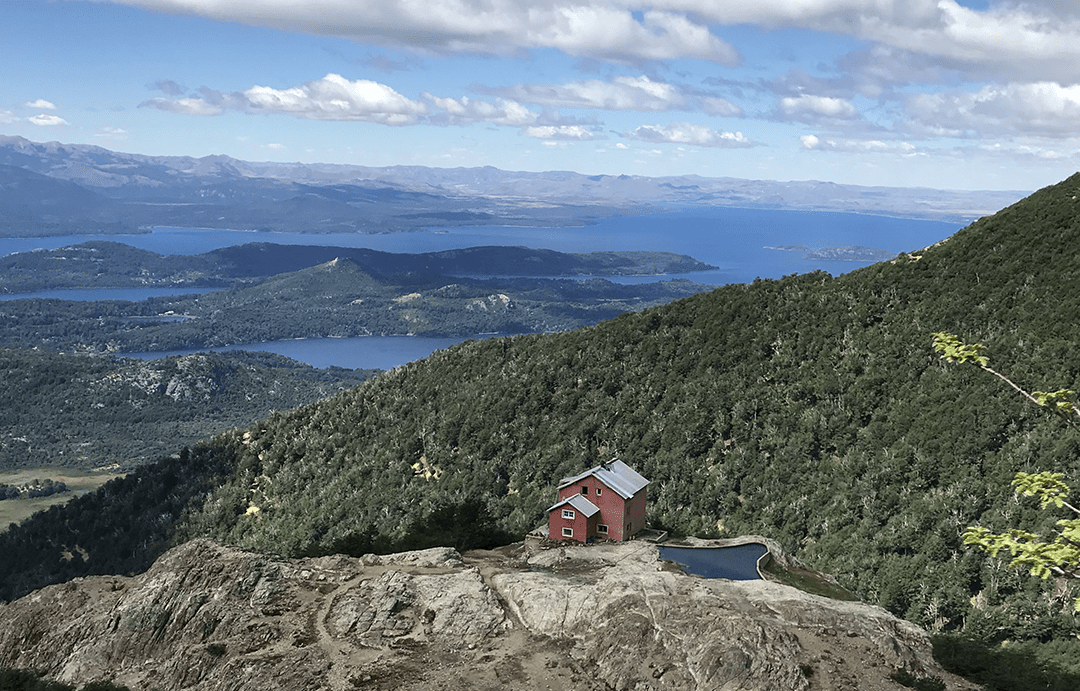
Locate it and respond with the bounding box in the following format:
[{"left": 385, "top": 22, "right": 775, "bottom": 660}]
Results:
[
  {"left": 0, "top": 208, "right": 960, "bottom": 368},
  {"left": 658, "top": 543, "right": 768, "bottom": 580},
  {"left": 0, "top": 208, "right": 960, "bottom": 288}
]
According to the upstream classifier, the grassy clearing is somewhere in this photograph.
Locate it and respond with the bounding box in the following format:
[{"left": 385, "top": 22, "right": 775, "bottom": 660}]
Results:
[
  {"left": 761, "top": 558, "right": 861, "bottom": 602},
  {"left": 0, "top": 468, "right": 123, "bottom": 532}
]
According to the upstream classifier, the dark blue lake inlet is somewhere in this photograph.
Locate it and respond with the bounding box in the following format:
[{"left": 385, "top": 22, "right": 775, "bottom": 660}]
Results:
[{"left": 659, "top": 543, "right": 768, "bottom": 581}]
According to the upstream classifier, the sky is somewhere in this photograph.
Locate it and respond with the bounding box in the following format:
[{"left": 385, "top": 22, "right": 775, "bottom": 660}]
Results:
[{"left": 2, "top": 0, "right": 1080, "bottom": 192}]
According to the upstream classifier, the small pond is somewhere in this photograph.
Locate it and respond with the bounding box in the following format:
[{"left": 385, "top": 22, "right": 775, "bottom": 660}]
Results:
[{"left": 658, "top": 543, "right": 768, "bottom": 581}]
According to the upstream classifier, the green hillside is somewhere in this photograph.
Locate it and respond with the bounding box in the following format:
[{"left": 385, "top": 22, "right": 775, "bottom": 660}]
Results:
[
  {"left": 0, "top": 348, "right": 377, "bottom": 470},
  {"left": 0, "top": 241, "right": 715, "bottom": 293},
  {"left": 0, "top": 257, "right": 712, "bottom": 352},
  {"left": 175, "top": 173, "right": 1080, "bottom": 639},
  {"left": 3, "top": 175, "right": 1079, "bottom": 661}
]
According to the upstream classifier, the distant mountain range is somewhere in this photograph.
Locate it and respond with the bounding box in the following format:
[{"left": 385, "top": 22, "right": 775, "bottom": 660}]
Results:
[{"left": 0, "top": 136, "right": 1025, "bottom": 237}]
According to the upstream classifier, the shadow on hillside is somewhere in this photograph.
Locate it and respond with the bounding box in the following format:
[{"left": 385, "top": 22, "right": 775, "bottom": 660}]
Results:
[{"left": 932, "top": 634, "right": 1080, "bottom": 691}]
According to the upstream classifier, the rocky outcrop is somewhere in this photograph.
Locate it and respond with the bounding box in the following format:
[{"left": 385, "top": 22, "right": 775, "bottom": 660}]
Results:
[{"left": 0, "top": 539, "right": 972, "bottom": 691}]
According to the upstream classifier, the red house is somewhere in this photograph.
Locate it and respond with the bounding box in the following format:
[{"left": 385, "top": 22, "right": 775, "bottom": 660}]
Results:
[{"left": 547, "top": 459, "right": 648, "bottom": 542}]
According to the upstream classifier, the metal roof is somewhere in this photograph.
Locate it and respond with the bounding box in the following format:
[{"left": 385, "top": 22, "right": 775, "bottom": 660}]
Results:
[
  {"left": 547, "top": 493, "right": 600, "bottom": 517},
  {"left": 557, "top": 459, "right": 648, "bottom": 500}
]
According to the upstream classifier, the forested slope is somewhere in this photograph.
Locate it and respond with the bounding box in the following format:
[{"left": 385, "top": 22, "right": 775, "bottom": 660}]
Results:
[
  {"left": 174, "top": 173, "right": 1080, "bottom": 640},
  {"left": 4, "top": 175, "right": 1079, "bottom": 651},
  {"left": 0, "top": 349, "right": 376, "bottom": 469}
]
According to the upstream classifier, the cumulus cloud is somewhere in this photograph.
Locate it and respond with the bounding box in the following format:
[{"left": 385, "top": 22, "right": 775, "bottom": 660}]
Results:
[
  {"left": 141, "top": 96, "right": 225, "bottom": 116},
  {"left": 140, "top": 73, "right": 606, "bottom": 131},
  {"left": 800, "top": 134, "right": 918, "bottom": 155},
  {"left": 242, "top": 74, "right": 428, "bottom": 124},
  {"left": 103, "top": 1, "right": 740, "bottom": 64},
  {"left": 95, "top": 127, "right": 129, "bottom": 139},
  {"left": 0, "top": 110, "right": 17, "bottom": 124},
  {"left": 777, "top": 94, "right": 860, "bottom": 123},
  {"left": 28, "top": 114, "right": 69, "bottom": 126},
  {"left": 674, "top": 0, "right": 1080, "bottom": 82},
  {"left": 142, "top": 73, "right": 429, "bottom": 124},
  {"left": 489, "top": 75, "right": 685, "bottom": 111},
  {"left": 98, "top": 1, "right": 1080, "bottom": 80},
  {"left": 625, "top": 121, "right": 753, "bottom": 147},
  {"left": 423, "top": 94, "right": 536, "bottom": 126},
  {"left": 149, "top": 79, "right": 187, "bottom": 96},
  {"left": 25, "top": 99, "right": 56, "bottom": 110},
  {"left": 484, "top": 75, "right": 743, "bottom": 116},
  {"left": 971, "top": 140, "right": 1080, "bottom": 162},
  {"left": 904, "top": 82, "right": 1080, "bottom": 138},
  {"left": 702, "top": 96, "right": 742, "bottom": 117},
  {"left": 524, "top": 125, "right": 601, "bottom": 140}
]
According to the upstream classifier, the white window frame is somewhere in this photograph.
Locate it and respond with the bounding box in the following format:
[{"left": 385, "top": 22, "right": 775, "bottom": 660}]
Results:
[
  {"left": 595, "top": 487, "right": 602, "bottom": 496},
  {"left": 562, "top": 509, "right": 575, "bottom": 519},
  {"left": 597, "top": 524, "right": 609, "bottom": 534},
  {"left": 562, "top": 527, "right": 573, "bottom": 538}
]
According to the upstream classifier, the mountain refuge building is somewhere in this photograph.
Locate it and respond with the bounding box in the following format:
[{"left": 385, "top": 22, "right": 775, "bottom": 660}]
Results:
[{"left": 547, "top": 459, "right": 648, "bottom": 542}]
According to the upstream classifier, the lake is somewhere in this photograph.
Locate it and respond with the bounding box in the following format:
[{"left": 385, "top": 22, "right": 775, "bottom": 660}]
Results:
[
  {"left": 658, "top": 543, "right": 768, "bottom": 580},
  {"left": 0, "top": 208, "right": 959, "bottom": 286},
  {"left": 1, "top": 207, "right": 961, "bottom": 369}
]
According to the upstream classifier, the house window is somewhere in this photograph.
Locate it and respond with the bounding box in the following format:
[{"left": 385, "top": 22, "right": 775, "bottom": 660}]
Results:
[
  {"left": 562, "top": 509, "right": 575, "bottom": 519},
  {"left": 595, "top": 487, "right": 602, "bottom": 496},
  {"left": 597, "top": 524, "right": 608, "bottom": 534},
  {"left": 562, "top": 527, "right": 573, "bottom": 538},
  {"left": 580, "top": 486, "right": 588, "bottom": 495}
]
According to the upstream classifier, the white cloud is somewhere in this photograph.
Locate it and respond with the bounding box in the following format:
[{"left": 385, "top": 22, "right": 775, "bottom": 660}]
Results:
[
  {"left": 904, "top": 82, "right": 1080, "bottom": 138},
  {"left": 670, "top": 0, "right": 1080, "bottom": 82},
  {"left": 423, "top": 95, "right": 536, "bottom": 126},
  {"left": 142, "top": 73, "right": 428, "bottom": 124},
  {"left": 702, "top": 96, "right": 741, "bottom": 117},
  {"left": 800, "top": 134, "right": 918, "bottom": 155},
  {"left": 141, "top": 97, "right": 224, "bottom": 116},
  {"left": 530, "top": 7, "right": 739, "bottom": 63},
  {"left": 625, "top": 122, "right": 753, "bottom": 147},
  {"left": 105, "top": 1, "right": 740, "bottom": 64},
  {"left": 140, "top": 73, "right": 615, "bottom": 130},
  {"left": 242, "top": 74, "right": 428, "bottom": 124},
  {"left": 95, "top": 127, "right": 129, "bottom": 139},
  {"left": 0, "top": 110, "right": 16, "bottom": 124},
  {"left": 25, "top": 99, "right": 57, "bottom": 110},
  {"left": 28, "top": 114, "right": 69, "bottom": 126},
  {"left": 524, "top": 125, "right": 599, "bottom": 140},
  {"left": 490, "top": 75, "right": 685, "bottom": 111},
  {"left": 972, "top": 140, "right": 1080, "bottom": 162},
  {"left": 485, "top": 75, "right": 743, "bottom": 116},
  {"left": 101, "top": 1, "right": 1080, "bottom": 79},
  {"left": 778, "top": 94, "right": 860, "bottom": 122}
]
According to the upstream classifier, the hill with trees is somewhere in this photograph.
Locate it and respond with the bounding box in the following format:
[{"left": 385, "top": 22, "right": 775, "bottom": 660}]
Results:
[
  {"left": 175, "top": 173, "right": 1080, "bottom": 635},
  {"left": 3, "top": 173, "right": 1079, "bottom": 685},
  {"left": 0, "top": 241, "right": 715, "bottom": 293},
  {"left": 0, "top": 348, "right": 376, "bottom": 470},
  {"left": 0, "top": 259, "right": 712, "bottom": 352}
]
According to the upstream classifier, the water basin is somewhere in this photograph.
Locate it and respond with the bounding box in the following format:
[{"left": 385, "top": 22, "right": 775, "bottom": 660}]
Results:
[{"left": 658, "top": 543, "right": 768, "bottom": 581}]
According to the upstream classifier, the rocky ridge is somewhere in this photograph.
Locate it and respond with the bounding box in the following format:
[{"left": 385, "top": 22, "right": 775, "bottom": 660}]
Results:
[{"left": 0, "top": 538, "right": 972, "bottom": 690}]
